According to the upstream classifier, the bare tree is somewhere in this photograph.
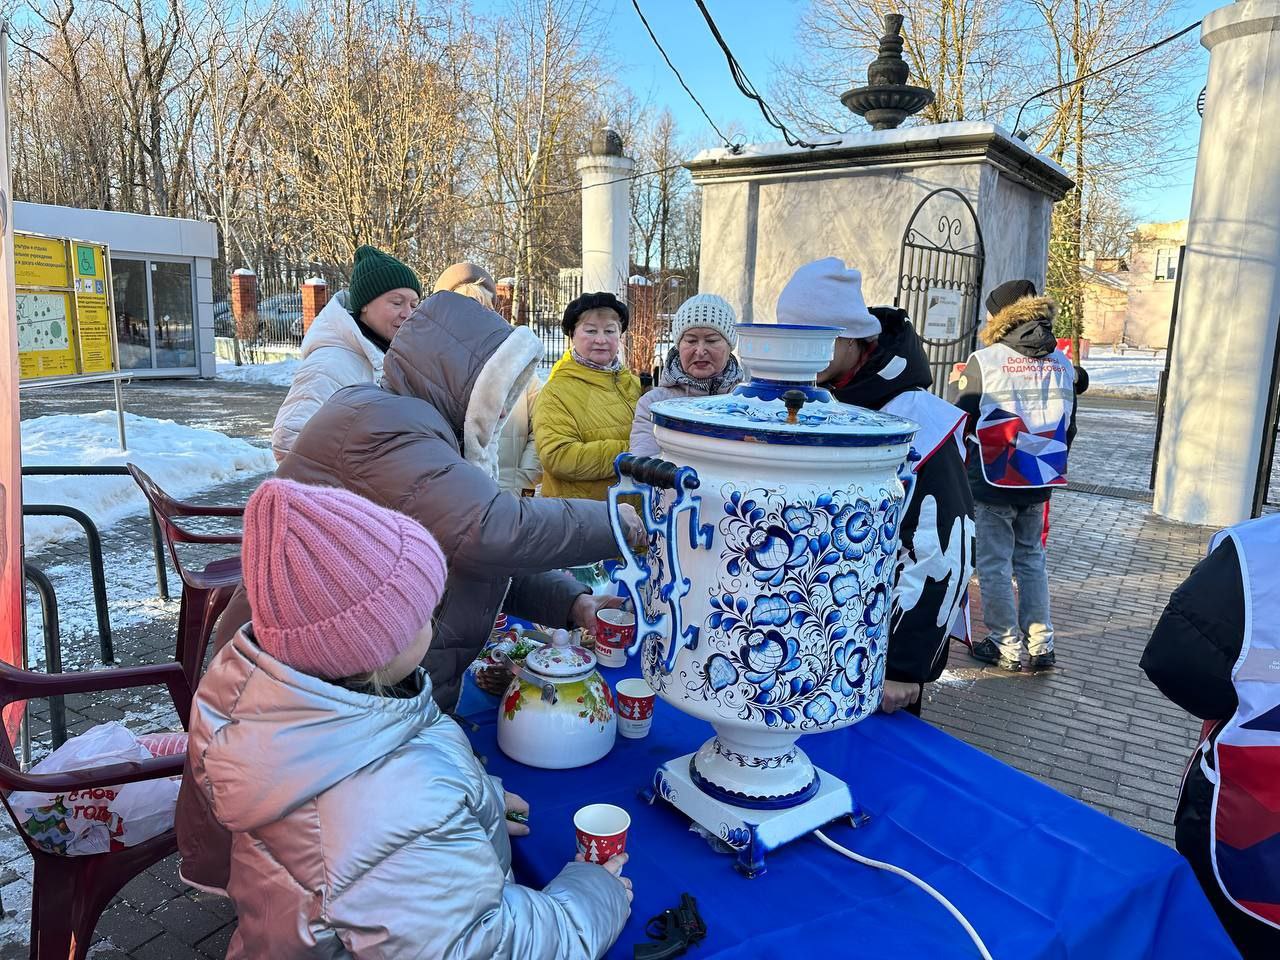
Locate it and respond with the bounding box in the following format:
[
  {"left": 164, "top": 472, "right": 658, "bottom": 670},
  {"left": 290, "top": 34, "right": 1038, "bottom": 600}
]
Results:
[
  {"left": 772, "top": 0, "right": 1027, "bottom": 132},
  {"left": 1021, "top": 0, "right": 1190, "bottom": 354},
  {"left": 468, "top": 0, "right": 610, "bottom": 320}
]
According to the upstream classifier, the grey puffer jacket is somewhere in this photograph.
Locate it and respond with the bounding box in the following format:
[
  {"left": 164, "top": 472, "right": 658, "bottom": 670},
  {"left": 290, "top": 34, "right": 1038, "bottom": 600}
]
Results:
[
  {"left": 190, "top": 630, "right": 629, "bottom": 960},
  {"left": 278, "top": 291, "right": 620, "bottom": 711},
  {"left": 628, "top": 358, "right": 743, "bottom": 458}
]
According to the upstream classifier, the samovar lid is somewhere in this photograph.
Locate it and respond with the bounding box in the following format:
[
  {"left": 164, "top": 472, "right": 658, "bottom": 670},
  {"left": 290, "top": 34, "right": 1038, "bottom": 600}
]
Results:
[{"left": 651, "top": 323, "right": 917, "bottom": 447}]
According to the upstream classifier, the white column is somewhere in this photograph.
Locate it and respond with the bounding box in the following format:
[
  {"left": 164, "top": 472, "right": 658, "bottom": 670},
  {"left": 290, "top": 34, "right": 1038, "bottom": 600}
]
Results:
[
  {"left": 1154, "top": 0, "right": 1280, "bottom": 526},
  {"left": 577, "top": 147, "right": 634, "bottom": 298}
]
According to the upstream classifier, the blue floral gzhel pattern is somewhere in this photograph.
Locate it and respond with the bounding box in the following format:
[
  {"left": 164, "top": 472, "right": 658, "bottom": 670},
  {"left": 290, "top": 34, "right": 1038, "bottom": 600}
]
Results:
[
  {"left": 712, "top": 738, "right": 797, "bottom": 770},
  {"left": 679, "top": 485, "right": 901, "bottom": 730}
]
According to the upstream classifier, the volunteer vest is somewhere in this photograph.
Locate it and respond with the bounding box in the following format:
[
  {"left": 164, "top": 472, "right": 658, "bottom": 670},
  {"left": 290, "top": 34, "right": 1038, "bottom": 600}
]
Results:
[
  {"left": 972, "top": 344, "right": 1073, "bottom": 488},
  {"left": 1203, "top": 515, "right": 1280, "bottom": 929}
]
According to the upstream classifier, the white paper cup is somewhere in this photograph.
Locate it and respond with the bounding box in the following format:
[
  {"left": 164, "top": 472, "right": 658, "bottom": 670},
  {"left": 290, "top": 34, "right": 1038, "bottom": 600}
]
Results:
[
  {"left": 594, "top": 608, "right": 634, "bottom": 668},
  {"left": 615, "top": 678, "right": 656, "bottom": 739},
  {"left": 574, "top": 803, "right": 630, "bottom": 863}
]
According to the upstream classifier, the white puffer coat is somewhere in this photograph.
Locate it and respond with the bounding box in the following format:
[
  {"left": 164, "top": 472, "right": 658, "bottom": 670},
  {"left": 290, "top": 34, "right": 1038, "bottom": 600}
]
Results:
[
  {"left": 190, "top": 629, "right": 630, "bottom": 960},
  {"left": 271, "top": 292, "right": 383, "bottom": 462},
  {"left": 499, "top": 377, "right": 541, "bottom": 495}
]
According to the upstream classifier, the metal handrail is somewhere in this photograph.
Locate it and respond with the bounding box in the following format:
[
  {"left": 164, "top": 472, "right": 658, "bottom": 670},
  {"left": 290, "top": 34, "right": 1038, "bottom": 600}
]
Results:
[
  {"left": 22, "top": 564, "right": 67, "bottom": 748},
  {"left": 22, "top": 505, "right": 114, "bottom": 664},
  {"left": 21, "top": 465, "right": 170, "bottom": 599}
]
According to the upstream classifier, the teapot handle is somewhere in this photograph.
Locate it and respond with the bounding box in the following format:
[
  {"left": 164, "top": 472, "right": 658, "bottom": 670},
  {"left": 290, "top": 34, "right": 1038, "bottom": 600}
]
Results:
[{"left": 607, "top": 454, "right": 713, "bottom": 673}]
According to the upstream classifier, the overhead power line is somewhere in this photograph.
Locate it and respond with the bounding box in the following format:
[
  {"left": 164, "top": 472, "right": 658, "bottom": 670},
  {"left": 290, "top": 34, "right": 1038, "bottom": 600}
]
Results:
[
  {"left": 692, "top": 0, "right": 838, "bottom": 150},
  {"left": 630, "top": 0, "right": 738, "bottom": 152},
  {"left": 1012, "top": 20, "right": 1204, "bottom": 136},
  {"left": 462, "top": 162, "right": 688, "bottom": 211}
]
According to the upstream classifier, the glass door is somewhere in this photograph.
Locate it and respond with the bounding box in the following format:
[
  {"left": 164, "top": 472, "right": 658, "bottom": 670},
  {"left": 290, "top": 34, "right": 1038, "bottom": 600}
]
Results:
[
  {"left": 150, "top": 260, "right": 196, "bottom": 368},
  {"left": 111, "top": 258, "right": 153, "bottom": 369}
]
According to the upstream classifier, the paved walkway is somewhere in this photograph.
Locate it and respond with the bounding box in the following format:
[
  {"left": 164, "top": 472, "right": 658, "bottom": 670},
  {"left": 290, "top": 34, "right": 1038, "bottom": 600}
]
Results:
[{"left": 2, "top": 381, "right": 1217, "bottom": 956}]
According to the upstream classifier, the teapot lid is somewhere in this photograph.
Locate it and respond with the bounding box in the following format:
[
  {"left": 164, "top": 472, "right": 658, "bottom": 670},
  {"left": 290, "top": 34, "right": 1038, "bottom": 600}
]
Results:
[{"left": 524, "top": 630, "right": 597, "bottom": 678}]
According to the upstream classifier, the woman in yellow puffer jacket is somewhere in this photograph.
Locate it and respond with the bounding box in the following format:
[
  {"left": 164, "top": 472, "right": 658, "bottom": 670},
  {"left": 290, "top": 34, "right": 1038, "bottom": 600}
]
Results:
[{"left": 534, "top": 292, "right": 641, "bottom": 501}]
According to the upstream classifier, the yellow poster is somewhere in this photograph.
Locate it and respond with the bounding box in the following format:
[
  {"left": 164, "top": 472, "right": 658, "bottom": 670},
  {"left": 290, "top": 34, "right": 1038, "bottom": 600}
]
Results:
[
  {"left": 16, "top": 292, "right": 76, "bottom": 378},
  {"left": 13, "top": 232, "right": 118, "bottom": 381},
  {"left": 74, "top": 244, "right": 112, "bottom": 373},
  {"left": 14, "top": 234, "right": 69, "bottom": 289}
]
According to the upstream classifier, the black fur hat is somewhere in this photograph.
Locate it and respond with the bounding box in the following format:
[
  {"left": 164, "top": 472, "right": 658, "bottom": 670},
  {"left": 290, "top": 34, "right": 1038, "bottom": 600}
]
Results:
[{"left": 562, "top": 291, "right": 630, "bottom": 337}]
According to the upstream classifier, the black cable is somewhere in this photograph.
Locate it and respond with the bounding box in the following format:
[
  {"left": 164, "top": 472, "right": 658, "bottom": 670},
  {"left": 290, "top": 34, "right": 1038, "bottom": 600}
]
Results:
[
  {"left": 692, "top": 0, "right": 838, "bottom": 150},
  {"left": 1012, "top": 19, "right": 1203, "bottom": 136},
  {"left": 630, "top": 0, "right": 738, "bottom": 151},
  {"left": 463, "top": 161, "right": 687, "bottom": 210}
]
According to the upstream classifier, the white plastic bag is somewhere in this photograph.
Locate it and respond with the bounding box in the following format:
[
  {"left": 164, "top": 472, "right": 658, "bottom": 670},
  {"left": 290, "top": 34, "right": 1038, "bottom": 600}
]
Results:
[{"left": 10, "top": 721, "right": 183, "bottom": 856}]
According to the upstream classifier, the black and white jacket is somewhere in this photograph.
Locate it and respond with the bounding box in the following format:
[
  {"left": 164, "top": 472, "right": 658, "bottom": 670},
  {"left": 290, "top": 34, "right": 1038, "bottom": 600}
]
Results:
[{"left": 828, "top": 308, "right": 976, "bottom": 686}]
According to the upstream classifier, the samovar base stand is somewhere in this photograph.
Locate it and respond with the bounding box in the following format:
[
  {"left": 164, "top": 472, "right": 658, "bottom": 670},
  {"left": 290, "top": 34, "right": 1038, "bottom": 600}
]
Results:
[{"left": 642, "top": 754, "right": 868, "bottom": 878}]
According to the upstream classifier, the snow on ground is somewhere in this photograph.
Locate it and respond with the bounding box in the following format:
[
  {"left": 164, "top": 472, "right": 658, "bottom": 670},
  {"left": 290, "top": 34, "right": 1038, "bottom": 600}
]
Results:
[
  {"left": 217, "top": 356, "right": 300, "bottom": 387},
  {"left": 1081, "top": 348, "right": 1164, "bottom": 400},
  {"left": 20, "top": 411, "right": 275, "bottom": 554},
  {"left": 23, "top": 552, "right": 177, "bottom": 674}
]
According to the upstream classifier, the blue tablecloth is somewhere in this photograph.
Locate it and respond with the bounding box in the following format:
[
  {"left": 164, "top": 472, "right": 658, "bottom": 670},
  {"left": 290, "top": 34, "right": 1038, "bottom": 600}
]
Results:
[{"left": 462, "top": 663, "right": 1236, "bottom": 960}]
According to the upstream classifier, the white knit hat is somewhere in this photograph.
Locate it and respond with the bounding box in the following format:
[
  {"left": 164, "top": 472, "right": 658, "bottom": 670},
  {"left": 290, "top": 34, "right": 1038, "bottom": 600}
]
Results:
[
  {"left": 671, "top": 293, "right": 738, "bottom": 348},
  {"left": 775, "top": 257, "right": 880, "bottom": 339}
]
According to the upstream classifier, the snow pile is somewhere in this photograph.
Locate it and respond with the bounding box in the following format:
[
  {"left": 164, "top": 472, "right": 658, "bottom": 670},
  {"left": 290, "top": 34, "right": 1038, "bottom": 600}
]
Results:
[
  {"left": 217, "top": 357, "right": 300, "bottom": 387},
  {"left": 1082, "top": 348, "right": 1164, "bottom": 400},
  {"left": 21, "top": 411, "right": 275, "bottom": 554}
]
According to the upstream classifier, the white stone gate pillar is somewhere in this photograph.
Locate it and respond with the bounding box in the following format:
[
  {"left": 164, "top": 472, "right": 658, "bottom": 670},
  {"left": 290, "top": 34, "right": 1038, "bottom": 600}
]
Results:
[
  {"left": 1154, "top": 0, "right": 1280, "bottom": 526},
  {"left": 576, "top": 129, "right": 634, "bottom": 298}
]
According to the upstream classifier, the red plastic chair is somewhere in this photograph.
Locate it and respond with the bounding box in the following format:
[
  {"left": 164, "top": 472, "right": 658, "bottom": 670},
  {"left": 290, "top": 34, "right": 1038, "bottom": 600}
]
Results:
[
  {"left": 0, "top": 661, "right": 193, "bottom": 959},
  {"left": 126, "top": 464, "right": 244, "bottom": 693}
]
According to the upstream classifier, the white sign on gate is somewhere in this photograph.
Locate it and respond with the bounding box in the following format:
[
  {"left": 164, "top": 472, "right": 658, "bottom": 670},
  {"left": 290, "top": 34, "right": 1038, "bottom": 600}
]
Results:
[{"left": 922, "top": 288, "right": 963, "bottom": 340}]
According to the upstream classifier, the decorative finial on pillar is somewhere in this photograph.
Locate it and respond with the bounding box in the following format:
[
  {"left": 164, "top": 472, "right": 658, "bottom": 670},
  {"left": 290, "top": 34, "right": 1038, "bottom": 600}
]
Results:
[
  {"left": 839, "top": 14, "right": 935, "bottom": 130},
  {"left": 590, "top": 128, "right": 624, "bottom": 157}
]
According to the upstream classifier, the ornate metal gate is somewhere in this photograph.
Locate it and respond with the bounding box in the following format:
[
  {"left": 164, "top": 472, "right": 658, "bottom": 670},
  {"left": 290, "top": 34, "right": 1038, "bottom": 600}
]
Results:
[{"left": 895, "top": 188, "right": 986, "bottom": 395}]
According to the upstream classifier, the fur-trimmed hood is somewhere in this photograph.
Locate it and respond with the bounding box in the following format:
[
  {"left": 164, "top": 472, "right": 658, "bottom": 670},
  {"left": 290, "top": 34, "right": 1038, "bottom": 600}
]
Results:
[
  {"left": 981, "top": 295, "right": 1058, "bottom": 357},
  {"left": 381, "top": 291, "right": 542, "bottom": 479}
]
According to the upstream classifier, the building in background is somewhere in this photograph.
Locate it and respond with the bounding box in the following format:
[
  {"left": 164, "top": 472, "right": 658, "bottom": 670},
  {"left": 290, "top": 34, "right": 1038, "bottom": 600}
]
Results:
[
  {"left": 1081, "top": 219, "right": 1186, "bottom": 349},
  {"left": 14, "top": 201, "right": 218, "bottom": 378}
]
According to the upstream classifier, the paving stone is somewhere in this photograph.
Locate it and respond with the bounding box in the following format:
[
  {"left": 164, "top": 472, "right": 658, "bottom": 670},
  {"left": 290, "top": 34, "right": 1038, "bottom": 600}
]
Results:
[
  {"left": 91, "top": 902, "right": 165, "bottom": 953},
  {"left": 146, "top": 897, "right": 228, "bottom": 947},
  {"left": 195, "top": 921, "right": 235, "bottom": 959}
]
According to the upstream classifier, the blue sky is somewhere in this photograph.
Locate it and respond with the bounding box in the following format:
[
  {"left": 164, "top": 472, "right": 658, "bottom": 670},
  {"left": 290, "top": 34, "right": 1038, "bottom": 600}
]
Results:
[{"left": 598, "top": 0, "right": 1220, "bottom": 226}]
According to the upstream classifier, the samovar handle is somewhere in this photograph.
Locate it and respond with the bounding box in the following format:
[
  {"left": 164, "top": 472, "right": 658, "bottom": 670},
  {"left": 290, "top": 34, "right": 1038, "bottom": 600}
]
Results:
[{"left": 607, "top": 454, "right": 712, "bottom": 671}]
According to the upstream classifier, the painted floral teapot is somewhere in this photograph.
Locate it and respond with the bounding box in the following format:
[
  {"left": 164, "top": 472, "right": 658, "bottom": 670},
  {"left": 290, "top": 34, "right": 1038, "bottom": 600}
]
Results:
[
  {"left": 606, "top": 323, "right": 919, "bottom": 816},
  {"left": 496, "top": 629, "right": 617, "bottom": 769}
]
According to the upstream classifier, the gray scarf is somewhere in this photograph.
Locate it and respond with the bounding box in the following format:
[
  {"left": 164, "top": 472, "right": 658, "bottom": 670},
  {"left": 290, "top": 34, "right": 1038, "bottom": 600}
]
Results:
[
  {"left": 662, "top": 346, "right": 744, "bottom": 395},
  {"left": 571, "top": 346, "right": 624, "bottom": 373}
]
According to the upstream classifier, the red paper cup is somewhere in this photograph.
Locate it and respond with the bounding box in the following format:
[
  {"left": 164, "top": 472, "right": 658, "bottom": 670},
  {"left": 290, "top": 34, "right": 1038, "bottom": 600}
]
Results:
[
  {"left": 615, "top": 678, "right": 656, "bottom": 739},
  {"left": 574, "top": 803, "right": 630, "bottom": 863},
  {"left": 493, "top": 613, "right": 508, "bottom": 632},
  {"left": 594, "top": 608, "right": 635, "bottom": 668}
]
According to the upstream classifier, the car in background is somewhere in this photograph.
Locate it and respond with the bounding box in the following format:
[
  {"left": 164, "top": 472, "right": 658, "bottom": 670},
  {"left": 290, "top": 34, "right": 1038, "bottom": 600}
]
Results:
[{"left": 257, "top": 292, "right": 304, "bottom": 342}]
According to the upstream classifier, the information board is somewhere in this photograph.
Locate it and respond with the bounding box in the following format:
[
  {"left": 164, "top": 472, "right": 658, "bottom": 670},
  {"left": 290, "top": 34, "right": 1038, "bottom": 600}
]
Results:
[{"left": 13, "top": 231, "right": 118, "bottom": 381}]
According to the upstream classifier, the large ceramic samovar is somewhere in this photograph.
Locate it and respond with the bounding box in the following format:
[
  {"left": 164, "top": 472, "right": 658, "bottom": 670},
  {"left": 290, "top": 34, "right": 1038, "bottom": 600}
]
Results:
[{"left": 607, "top": 323, "right": 918, "bottom": 876}]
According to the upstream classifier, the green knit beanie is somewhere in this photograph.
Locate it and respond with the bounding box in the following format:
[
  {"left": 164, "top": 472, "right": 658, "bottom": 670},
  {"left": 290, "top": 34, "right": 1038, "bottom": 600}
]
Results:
[{"left": 348, "top": 245, "right": 422, "bottom": 318}]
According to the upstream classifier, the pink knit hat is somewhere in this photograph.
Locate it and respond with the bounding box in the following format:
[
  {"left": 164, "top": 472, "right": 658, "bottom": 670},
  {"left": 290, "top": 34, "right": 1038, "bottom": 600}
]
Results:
[{"left": 242, "top": 479, "right": 447, "bottom": 680}]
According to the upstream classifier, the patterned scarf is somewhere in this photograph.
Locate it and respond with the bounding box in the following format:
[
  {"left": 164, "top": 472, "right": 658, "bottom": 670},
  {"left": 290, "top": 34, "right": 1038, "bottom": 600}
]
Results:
[
  {"left": 571, "top": 346, "right": 624, "bottom": 373},
  {"left": 662, "top": 346, "right": 744, "bottom": 395}
]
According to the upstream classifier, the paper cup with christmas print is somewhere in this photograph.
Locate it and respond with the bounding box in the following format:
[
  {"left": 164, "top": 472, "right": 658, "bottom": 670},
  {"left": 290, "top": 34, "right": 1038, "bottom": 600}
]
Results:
[
  {"left": 614, "top": 678, "right": 656, "bottom": 739},
  {"left": 574, "top": 803, "right": 630, "bottom": 863},
  {"left": 593, "top": 608, "right": 634, "bottom": 668}
]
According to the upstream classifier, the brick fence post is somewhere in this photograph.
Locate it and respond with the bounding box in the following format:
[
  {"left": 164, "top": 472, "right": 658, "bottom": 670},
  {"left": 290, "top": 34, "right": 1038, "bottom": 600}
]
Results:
[
  {"left": 231, "top": 268, "right": 258, "bottom": 343},
  {"left": 302, "top": 277, "right": 328, "bottom": 335},
  {"left": 495, "top": 279, "right": 514, "bottom": 324}
]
